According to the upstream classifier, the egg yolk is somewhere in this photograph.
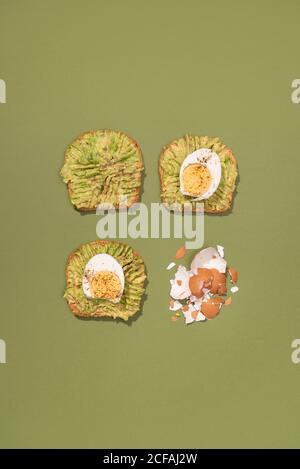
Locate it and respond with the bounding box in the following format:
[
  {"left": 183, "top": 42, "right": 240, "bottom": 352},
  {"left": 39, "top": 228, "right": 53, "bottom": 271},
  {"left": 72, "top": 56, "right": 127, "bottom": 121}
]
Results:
[
  {"left": 183, "top": 164, "right": 212, "bottom": 196},
  {"left": 90, "top": 271, "right": 121, "bottom": 299}
]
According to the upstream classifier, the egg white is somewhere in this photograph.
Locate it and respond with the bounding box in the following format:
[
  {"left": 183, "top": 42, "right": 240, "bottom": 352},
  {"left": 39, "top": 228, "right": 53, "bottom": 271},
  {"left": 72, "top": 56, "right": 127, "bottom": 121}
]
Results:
[
  {"left": 82, "top": 253, "right": 125, "bottom": 303},
  {"left": 179, "top": 148, "right": 222, "bottom": 200}
]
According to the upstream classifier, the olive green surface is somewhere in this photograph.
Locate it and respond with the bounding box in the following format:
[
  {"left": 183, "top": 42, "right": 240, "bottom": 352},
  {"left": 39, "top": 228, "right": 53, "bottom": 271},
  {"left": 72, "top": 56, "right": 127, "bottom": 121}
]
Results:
[{"left": 1, "top": 0, "right": 300, "bottom": 449}]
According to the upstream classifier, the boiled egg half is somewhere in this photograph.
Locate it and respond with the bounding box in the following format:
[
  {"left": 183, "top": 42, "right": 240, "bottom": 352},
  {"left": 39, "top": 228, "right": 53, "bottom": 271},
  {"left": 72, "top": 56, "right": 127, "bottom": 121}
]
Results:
[
  {"left": 82, "top": 253, "right": 125, "bottom": 303},
  {"left": 179, "top": 148, "right": 222, "bottom": 200}
]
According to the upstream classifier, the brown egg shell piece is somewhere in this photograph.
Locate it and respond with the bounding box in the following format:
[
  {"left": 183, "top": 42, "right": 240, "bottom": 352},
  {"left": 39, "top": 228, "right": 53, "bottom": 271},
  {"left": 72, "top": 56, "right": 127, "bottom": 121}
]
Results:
[
  {"left": 201, "top": 297, "right": 224, "bottom": 319},
  {"left": 189, "top": 268, "right": 213, "bottom": 297},
  {"left": 189, "top": 276, "right": 205, "bottom": 298},
  {"left": 175, "top": 246, "right": 186, "bottom": 259},
  {"left": 224, "top": 296, "right": 232, "bottom": 306},
  {"left": 228, "top": 267, "right": 238, "bottom": 284},
  {"left": 196, "top": 268, "right": 213, "bottom": 288},
  {"left": 210, "top": 268, "right": 227, "bottom": 295}
]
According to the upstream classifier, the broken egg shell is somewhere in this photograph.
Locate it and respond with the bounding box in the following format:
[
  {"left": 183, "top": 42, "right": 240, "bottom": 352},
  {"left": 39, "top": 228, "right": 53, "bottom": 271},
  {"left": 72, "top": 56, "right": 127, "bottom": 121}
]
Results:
[
  {"left": 170, "top": 265, "right": 191, "bottom": 300},
  {"left": 183, "top": 303, "right": 207, "bottom": 324},
  {"left": 189, "top": 276, "right": 205, "bottom": 298},
  {"left": 191, "top": 310, "right": 198, "bottom": 320},
  {"left": 216, "top": 245, "right": 225, "bottom": 258},
  {"left": 189, "top": 267, "right": 214, "bottom": 298},
  {"left": 224, "top": 297, "right": 232, "bottom": 306},
  {"left": 189, "top": 294, "right": 201, "bottom": 303},
  {"left": 191, "top": 247, "right": 227, "bottom": 274},
  {"left": 196, "top": 312, "right": 206, "bottom": 322},
  {"left": 169, "top": 298, "right": 182, "bottom": 311},
  {"left": 182, "top": 304, "right": 197, "bottom": 325},
  {"left": 192, "top": 299, "right": 204, "bottom": 310},
  {"left": 166, "top": 262, "right": 176, "bottom": 270},
  {"left": 228, "top": 267, "right": 238, "bottom": 284},
  {"left": 196, "top": 268, "right": 213, "bottom": 287},
  {"left": 201, "top": 297, "right": 224, "bottom": 319},
  {"left": 175, "top": 246, "right": 186, "bottom": 259},
  {"left": 210, "top": 268, "right": 227, "bottom": 295}
]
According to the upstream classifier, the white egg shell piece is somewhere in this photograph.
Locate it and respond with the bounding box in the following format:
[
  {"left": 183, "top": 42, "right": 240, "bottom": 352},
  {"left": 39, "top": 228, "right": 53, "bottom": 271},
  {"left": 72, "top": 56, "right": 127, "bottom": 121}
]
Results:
[
  {"left": 191, "top": 247, "right": 227, "bottom": 273},
  {"left": 183, "top": 305, "right": 196, "bottom": 325},
  {"left": 170, "top": 266, "right": 191, "bottom": 300},
  {"left": 82, "top": 253, "right": 125, "bottom": 302},
  {"left": 183, "top": 304, "right": 206, "bottom": 325},
  {"left": 169, "top": 300, "right": 182, "bottom": 311},
  {"left": 216, "top": 245, "right": 225, "bottom": 258},
  {"left": 195, "top": 312, "right": 207, "bottom": 322},
  {"left": 179, "top": 148, "right": 222, "bottom": 200}
]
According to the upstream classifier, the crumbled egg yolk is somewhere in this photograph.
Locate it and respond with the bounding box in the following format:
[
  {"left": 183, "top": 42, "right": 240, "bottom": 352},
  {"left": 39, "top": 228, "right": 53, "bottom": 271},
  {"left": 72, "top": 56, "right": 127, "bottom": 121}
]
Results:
[
  {"left": 89, "top": 271, "right": 121, "bottom": 299},
  {"left": 183, "top": 164, "right": 212, "bottom": 196}
]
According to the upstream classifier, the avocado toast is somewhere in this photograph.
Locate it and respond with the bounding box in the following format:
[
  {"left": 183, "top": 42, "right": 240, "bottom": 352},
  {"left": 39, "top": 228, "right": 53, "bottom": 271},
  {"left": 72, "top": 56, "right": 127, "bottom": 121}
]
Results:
[
  {"left": 61, "top": 129, "right": 144, "bottom": 211},
  {"left": 159, "top": 135, "right": 238, "bottom": 213},
  {"left": 64, "top": 240, "right": 146, "bottom": 321}
]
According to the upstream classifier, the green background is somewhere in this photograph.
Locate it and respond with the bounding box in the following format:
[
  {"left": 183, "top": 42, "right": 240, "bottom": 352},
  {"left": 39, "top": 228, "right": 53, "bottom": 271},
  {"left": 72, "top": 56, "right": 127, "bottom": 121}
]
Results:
[{"left": 1, "top": 0, "right": 299, "bottom": 449}]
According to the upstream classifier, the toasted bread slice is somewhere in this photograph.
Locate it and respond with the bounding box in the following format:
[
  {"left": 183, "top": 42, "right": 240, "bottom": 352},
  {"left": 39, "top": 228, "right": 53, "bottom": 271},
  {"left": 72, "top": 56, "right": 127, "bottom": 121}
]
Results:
[
  {"left": 159, "top": 135, "right": 238, "bottom": 213},
  {"left": 64, "top": 240, "right": 146, "bottom": 321},
  {"left": 61, "top": 130, "right": 144, "bottom": 211}
]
